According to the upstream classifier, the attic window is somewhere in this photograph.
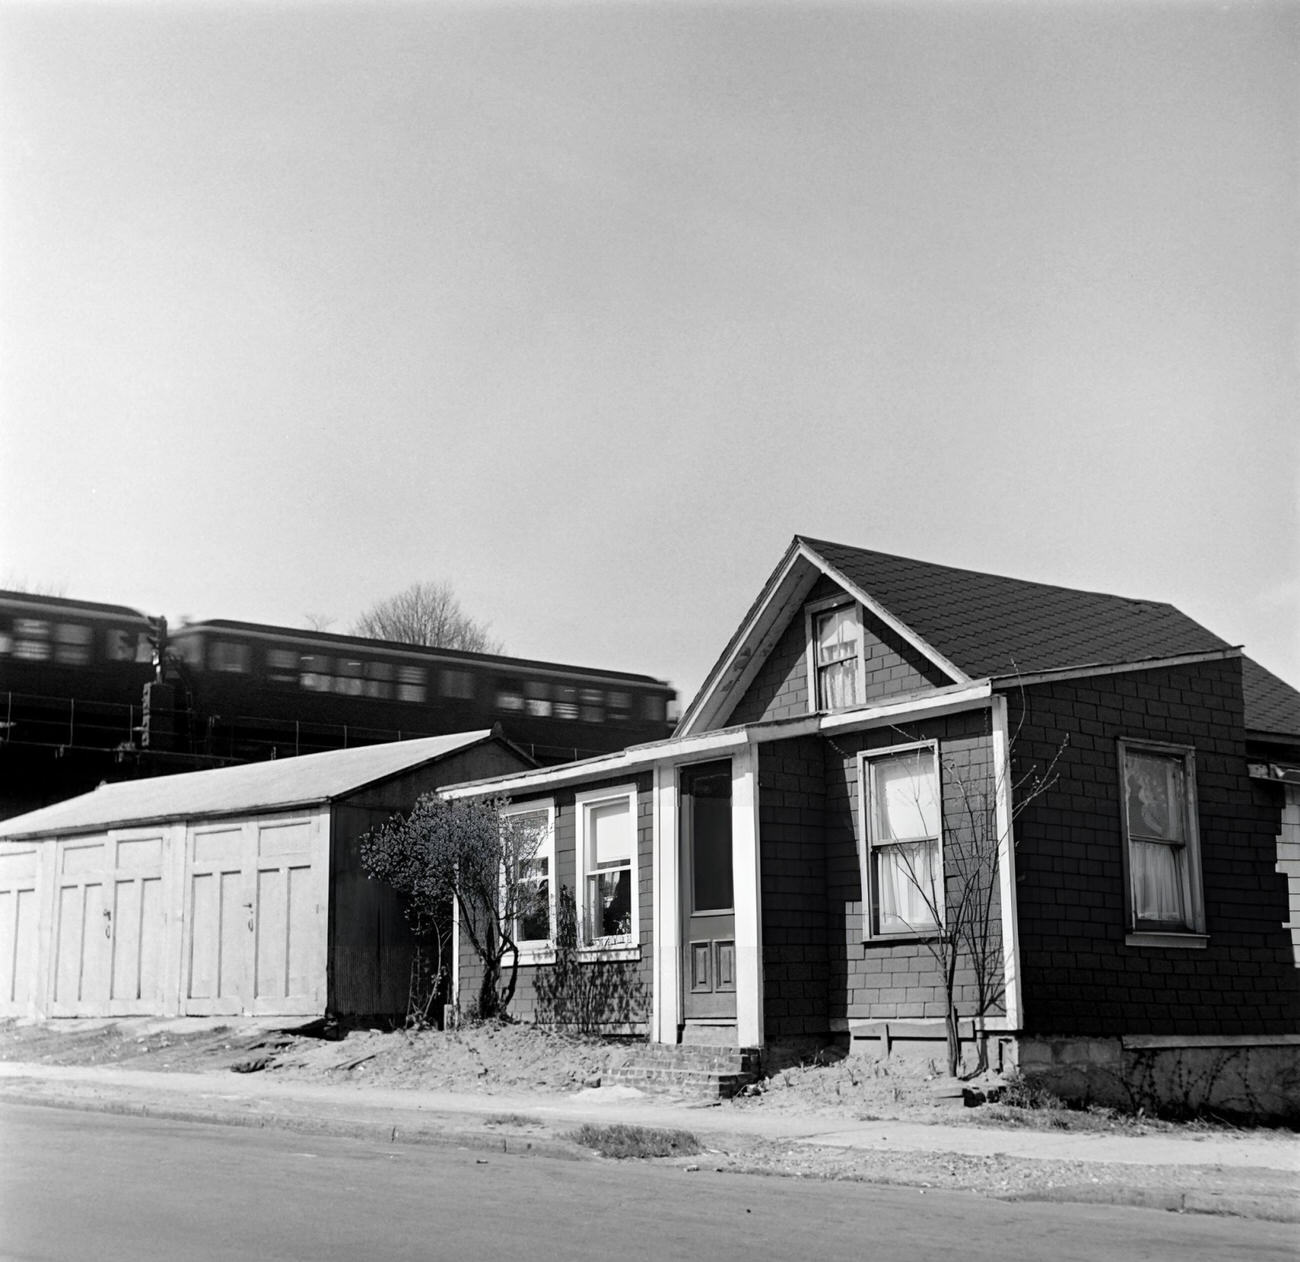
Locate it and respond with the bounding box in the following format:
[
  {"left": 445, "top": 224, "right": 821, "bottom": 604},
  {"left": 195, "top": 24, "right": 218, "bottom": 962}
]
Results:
[{"left": 808, "top": 601, "right": 863, "bottom": 711}]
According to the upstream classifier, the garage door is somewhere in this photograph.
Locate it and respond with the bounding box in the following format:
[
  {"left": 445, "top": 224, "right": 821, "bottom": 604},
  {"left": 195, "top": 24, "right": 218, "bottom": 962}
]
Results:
[
  {"left": 183, "top": 816, "right": 325, "bottom": 1017},
  {"left": 50, "top": 833, "right": 166, "bottom": 1016},
  {"left": 0, "top": 846, "right": 40, "bottom": 1017}
]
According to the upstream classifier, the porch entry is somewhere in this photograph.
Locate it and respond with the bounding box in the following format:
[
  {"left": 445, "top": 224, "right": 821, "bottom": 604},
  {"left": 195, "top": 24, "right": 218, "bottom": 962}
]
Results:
[{"left": 679, "top": 760, "right": 736, "bottom": 1021}]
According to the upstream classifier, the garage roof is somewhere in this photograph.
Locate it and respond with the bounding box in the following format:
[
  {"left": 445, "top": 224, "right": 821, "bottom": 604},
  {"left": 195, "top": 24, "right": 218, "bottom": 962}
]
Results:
[{"left": 0, "top": 731, "right": 497, "bottom": 840}]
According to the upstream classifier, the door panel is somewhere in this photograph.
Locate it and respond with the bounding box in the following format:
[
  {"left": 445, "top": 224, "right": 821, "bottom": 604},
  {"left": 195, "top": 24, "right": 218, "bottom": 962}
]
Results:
[
  {"left": 185, "top": 828, "right": 252, "bottom": 1015},
  {"left": 106, "top": 834, "right": 166, "bottom": 1013},
  {"left": 680, "top": 761, "right": 737, "bottom": 1022},
  {"left": 0, "top": 849, "right": 39, "bottom": 1015}
]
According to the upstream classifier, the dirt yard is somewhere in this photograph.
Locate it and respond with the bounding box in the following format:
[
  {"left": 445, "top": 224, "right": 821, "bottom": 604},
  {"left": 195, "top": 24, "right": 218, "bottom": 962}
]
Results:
[{"left": 0, "top": 1017, "right": 971, "bottom": 1117}]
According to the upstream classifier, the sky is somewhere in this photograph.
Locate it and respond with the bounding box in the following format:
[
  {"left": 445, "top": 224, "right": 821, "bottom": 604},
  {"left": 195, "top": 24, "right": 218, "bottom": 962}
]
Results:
[{"left": 1, "top": 0, "right": 1296, "bottom": 711}]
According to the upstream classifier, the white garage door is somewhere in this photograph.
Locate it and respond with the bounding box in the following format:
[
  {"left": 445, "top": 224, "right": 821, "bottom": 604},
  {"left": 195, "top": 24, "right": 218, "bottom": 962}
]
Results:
[
  {"left": 183, "top": 816, "right": 325, "bottom": 1017},
  {"left": 50, "top": 833, "right": 167, "bottom": 1016}
]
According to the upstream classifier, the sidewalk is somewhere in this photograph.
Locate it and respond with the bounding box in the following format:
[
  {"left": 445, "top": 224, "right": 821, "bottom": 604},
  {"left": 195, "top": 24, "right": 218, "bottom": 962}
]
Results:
[{"left": 1, "top": 1059, "right": 1296, "bottom": 1221}]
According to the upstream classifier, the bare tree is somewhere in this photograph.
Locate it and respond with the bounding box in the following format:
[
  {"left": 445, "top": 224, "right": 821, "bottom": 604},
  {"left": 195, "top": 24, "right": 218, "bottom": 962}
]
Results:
[
  {"left": 352, "top": 581, "right": 503, "bottom": 654},
  {"left": 304, "top": 612, "right": 335, "bottom": 632},
  {"left": 359, "top": 795, "right": 548, "bottom": 1021},
  {"left": 2, "top": 577, "right": 68, "bottom": 596}
]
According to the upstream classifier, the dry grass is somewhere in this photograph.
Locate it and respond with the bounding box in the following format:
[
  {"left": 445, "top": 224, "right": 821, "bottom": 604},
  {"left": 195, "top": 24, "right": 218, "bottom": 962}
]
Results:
[{"left": 570, "top": 1123, "right": 702, "bottom": 1159}]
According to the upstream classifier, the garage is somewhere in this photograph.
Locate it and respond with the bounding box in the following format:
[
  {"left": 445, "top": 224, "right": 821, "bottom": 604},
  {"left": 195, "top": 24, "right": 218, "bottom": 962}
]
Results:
[{"left": 0, "top": 730, "right": 529, "bottom": 1020}]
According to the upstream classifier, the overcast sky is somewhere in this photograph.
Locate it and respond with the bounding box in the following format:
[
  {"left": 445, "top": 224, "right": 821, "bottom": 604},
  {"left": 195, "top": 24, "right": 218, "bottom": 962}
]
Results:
[{"left": 2, "top": 0, "right": 1296, "bottom": 709}]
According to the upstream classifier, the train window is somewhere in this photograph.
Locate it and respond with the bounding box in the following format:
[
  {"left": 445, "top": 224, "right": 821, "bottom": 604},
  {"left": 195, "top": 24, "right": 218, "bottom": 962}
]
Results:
[
  {"left": 496, "top": 680, "right": 525, "bottom": 712},
  {"left": 441, "top": 668, "right": 474, "bottom": 700},
  {"left": 524, "top": 681, "right": 552, "bottom": 718},
  {"left": 580, "top": 688, "right": 604, "bottom": 723},
  {"left": 267, "top": 648, "right": 298, "bottom": 683},
  {"left": 334, "top": 658, "right": 365, "bottom": 696},
  {"left": 54, "top": 623, "right": 92, "bottom": 665},
  {"left": 643, "top": 694, "right": 667, "bottom": 723},
  {"left": 171, "top": 636, "right": 203, "bottom": 667},
  {"left": 364, "top": 661, "right": 394, "bottom": 699},
  {"left": 211, "top": 641, "right": 251, "bottom": 673},
  {"left": 0, "top": 632, "right": 11, "bottom": 655},
  {"left": 13, "top": 618, "right": 51, "bottom": 660},
  {"left": 300, "top": 654, "right": 334, "bottom": 691},
  {"left": 607, "top": 690, "right": 631, "bottom": 719},
  {"left": 553, "top": 685, "right": 579, "bottom": 721},
  {"left": 397, "top": 664, "right": 426, "bottom": 703}
]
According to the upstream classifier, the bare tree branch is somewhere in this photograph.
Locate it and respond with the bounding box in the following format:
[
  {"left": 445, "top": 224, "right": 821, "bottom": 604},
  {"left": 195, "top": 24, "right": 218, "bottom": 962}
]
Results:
[{"left": 352, "top": 581, "right": 503, "bottom": 654}]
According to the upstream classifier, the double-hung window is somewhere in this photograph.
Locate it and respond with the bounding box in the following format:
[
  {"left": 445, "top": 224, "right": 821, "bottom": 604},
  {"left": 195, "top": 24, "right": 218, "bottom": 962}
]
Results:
[
  {"left": 809, "top": 601, "right": 863, "bottom": 711},
  {"left": 860, "top": 743, "right": 942, "bottom": 937},
  {"left": 500, "top": 801, "right": 555, "bottom": 952},
  {"left": 1119, "top": 740, "right": 1205, "bottom": 942},
  {"left": 576, "top": 785, "right": 638, "bottom": 948}
]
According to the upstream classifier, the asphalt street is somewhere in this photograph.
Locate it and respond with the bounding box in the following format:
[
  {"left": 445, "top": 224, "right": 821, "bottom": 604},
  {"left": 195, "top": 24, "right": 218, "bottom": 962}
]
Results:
[{"left": 2, "top": 1104, "right": 1296, "bottom": 1262}]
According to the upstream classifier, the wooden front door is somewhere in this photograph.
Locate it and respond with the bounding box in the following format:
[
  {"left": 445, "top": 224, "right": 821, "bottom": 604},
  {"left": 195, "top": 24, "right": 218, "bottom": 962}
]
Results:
[{"left": 680, "top": 760, "right": 736, "bottom": 1021}]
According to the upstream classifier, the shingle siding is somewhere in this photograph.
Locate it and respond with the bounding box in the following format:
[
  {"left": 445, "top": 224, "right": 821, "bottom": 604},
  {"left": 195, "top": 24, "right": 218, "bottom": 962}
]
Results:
[
  {"left": 759, "top": 712, "right": 1004, "bottom": 1039},
  {"left": 1009, "top": 658, "right": 1300, "bottom": 1036},
  {"left": 758, "top": 737, "right": 830, "bottom": 1037}
]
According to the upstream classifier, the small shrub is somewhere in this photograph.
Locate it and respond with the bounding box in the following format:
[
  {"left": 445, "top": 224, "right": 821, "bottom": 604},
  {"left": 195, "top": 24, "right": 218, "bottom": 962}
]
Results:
[{"left": 571, "top": 1123, "right": 701, "bottom": 1159}]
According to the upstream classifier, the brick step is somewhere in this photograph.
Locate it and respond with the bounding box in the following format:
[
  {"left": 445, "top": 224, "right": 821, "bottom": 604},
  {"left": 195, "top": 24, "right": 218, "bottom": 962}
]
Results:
[
  {"left": 620, "top": 1044, "right": 760, "bottom": 1073},
  {"left": 613, "top": 1044, "right": 763, "bottom": 1099}
]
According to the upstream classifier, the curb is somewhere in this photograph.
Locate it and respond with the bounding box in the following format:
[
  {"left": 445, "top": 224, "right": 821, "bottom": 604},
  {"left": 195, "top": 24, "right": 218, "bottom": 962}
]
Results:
[
  {"left": 1000, "top": 1185, "right": 1300, "bottom": 1224},
  {"left": 0, "top": 1086, "right": 587, "bottom": 1163}
]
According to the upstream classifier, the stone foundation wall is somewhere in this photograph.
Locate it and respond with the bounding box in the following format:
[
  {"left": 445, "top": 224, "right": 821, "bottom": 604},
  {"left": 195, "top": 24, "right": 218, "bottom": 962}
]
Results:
[{"left": 1015, "top": 1035, "right": 1300, "bottom": 1122}]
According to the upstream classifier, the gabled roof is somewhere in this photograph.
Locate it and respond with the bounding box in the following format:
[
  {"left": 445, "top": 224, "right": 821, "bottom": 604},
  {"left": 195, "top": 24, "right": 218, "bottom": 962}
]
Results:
[
  {"left": 1243, "top": 657, "right": 1300, "bottom": 740},
  {"left": 679, "top": 536, "right": 1238, "bottom": 736},
  {"left": 802, "top": 537, "right": 1231, "bottom": 679},
  {"left": 0, "top": 731, "right": 501, "bottom": 840}
]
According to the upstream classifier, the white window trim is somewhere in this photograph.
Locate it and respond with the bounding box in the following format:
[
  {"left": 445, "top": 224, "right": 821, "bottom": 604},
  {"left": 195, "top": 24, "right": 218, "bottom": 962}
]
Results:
[
  {"left": 857, "top": 740, "right": 944, "bottom": 940},
  {"left": 575, "top": 782, "right": 639, "bottom": 951},
  {"left": 499, "top": 798, "right": 556, "bottom": 961},
  {"left": 1118, "top": 738, "right": 1206, "bottom": 941},
  {"left": 805, "top": 596, "right": 865, "bottom": 714}
]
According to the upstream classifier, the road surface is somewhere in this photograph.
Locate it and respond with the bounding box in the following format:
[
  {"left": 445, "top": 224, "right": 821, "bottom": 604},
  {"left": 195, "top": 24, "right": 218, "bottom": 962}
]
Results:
[{"left": 1, "top": 1104, "right": 1293, "bottom": 1262}]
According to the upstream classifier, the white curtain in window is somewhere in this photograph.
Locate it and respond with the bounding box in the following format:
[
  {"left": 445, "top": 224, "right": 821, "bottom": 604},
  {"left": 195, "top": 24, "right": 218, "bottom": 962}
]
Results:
[
  {"left": 1130, "top": 840, "right": 1186, "bottom": 924},
  {"left": 874, "top": 753, "right": 939, "bottom": 840},
  {"left": 816, "top": 607, "right": 862, "bottom": 708},
  {"left": 877, "top": 840, "right": 939, "bottom": 932}
]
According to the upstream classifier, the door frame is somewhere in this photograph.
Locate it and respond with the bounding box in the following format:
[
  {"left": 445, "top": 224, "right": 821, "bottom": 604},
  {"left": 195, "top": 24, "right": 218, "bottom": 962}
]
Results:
[{"left": 653, "top": 742, "right": 763, "bottom": 1047}]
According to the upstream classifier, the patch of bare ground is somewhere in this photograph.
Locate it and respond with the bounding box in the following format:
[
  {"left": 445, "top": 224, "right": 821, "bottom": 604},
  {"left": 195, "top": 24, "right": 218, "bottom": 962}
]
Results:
[{"left": 268, "top": 1023, "right": 637, "bottom": 1093}]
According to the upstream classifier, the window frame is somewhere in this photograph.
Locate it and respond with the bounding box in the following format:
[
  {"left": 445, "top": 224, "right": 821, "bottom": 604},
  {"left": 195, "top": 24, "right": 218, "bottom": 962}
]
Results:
[
  {"left": 499, "top": 798, "right": 556, "bottom": 960},
  {"left": 857, "top": 740, "right": 944, "bottom": 940},
  {"left": 1117, "top": 738, "right": 1207, "bottom": 946},
  {"left": 575, "top": 783, "right": 640, "bottom": 955},
  {"left": 805, "top": 596, "right": 865, "bottom": 713}
]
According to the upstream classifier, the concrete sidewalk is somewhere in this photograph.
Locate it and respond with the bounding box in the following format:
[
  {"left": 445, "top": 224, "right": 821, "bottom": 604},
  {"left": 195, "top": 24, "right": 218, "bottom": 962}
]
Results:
[{"left": 1, "top": 1059, "right": 1296, "bottom": 1221}]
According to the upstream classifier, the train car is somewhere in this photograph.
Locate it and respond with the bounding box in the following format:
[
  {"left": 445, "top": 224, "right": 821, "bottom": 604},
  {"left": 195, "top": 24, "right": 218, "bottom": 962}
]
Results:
[
  {"left": 0, "top": 591, "right": 154, "bottom": 706},
  {"left": 167, "top": 619, "right": 675, "bottom": 763}
]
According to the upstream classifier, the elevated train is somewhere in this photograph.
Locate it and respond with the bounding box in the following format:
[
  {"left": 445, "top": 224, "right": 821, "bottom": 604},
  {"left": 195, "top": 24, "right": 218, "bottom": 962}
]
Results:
[{"left": 0, "top": 591, "right": 676, "bottom": 768}]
